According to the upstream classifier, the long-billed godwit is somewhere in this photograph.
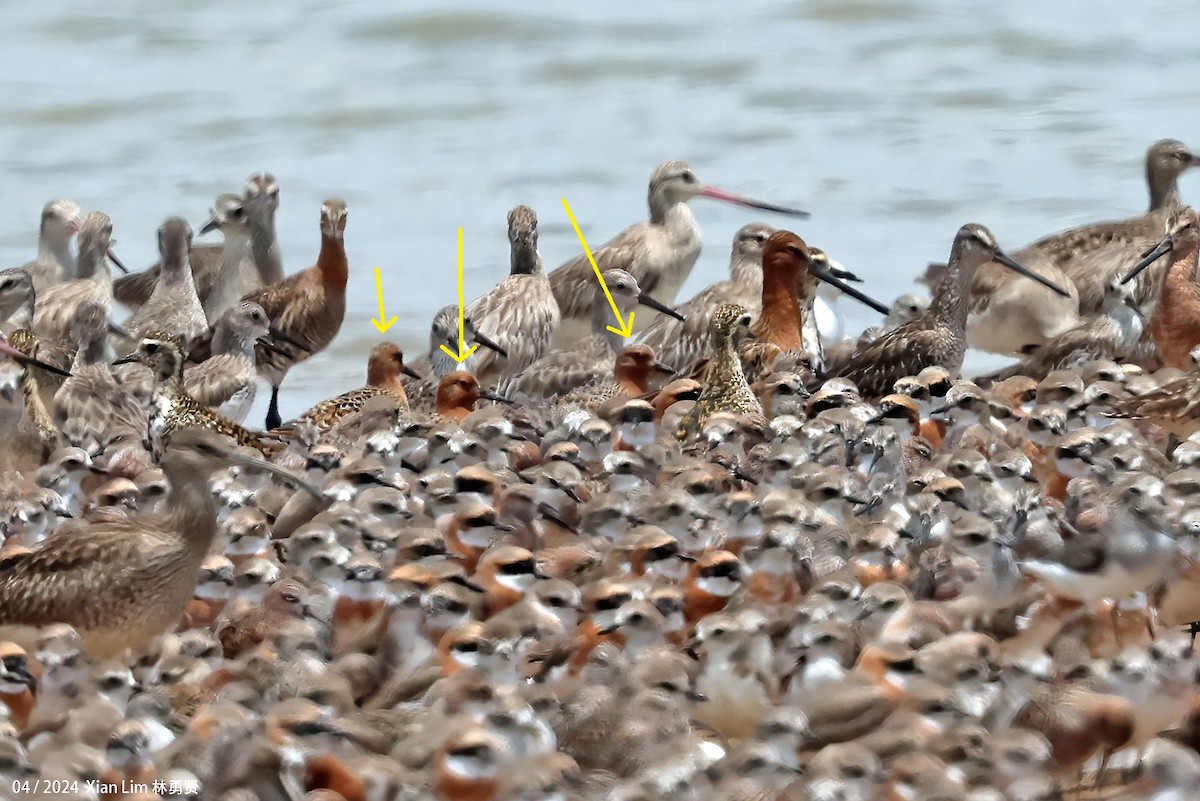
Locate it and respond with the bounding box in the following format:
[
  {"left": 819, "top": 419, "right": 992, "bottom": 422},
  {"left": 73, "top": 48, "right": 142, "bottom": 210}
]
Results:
[
  {"left": 968, "top": 138, "right": 1199, "bottom": 355},
  {"left": 828, "top": 224, "right": 1071, "bottom": 398},
  {"left": 549, "top": 161, "right": 808, "bottom": 345},
  {"left": 241, "top": 198, "right": 348, "bottom": 429}
]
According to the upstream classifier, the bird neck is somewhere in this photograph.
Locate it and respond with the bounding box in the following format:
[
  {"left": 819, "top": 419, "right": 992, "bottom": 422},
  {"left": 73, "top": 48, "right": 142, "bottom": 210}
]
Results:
[
  {"left": 249, "top": 218, "right": 283, "bottom": 286},
  {"left": 928, "top": 256, "right": 973, "bottom": 329},
  {"left": 76, "top": 244, "right": 111, "bottom": 286},
  {"left": 161, "top": 456, "right": 220, "bottom": 557},
  {"left": 509, "top": 241, "right": 542, "bottom": 276},
  {"left": 317, "top": 233, "right": 349, "bottom": 292},
  {"left": 38, "top": 233, "right": 75, "bottom": 277},
  {"left": 367, "top": 364, "right": 407, "bottom": 401},
  {"left": 1148, "top": 167, "right": 1183, "bottom": 212},
  {"left": 74, "top": 330, "right": 109, "bottom": 369},
  {"left": 614, "top": 366, "right": 649, "bottom": 396},
  {"left": 756, "top": 266, "right": 804, "bottom": 350},
  {"left": 1160, "top": 237, "right": 1200, "bottom": 299}
]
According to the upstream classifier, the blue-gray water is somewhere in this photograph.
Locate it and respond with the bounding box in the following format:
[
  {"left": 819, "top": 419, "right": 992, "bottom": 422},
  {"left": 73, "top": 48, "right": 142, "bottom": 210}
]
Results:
[{"left": 2, "top": 1, "right": 1199, "bottom": 422}]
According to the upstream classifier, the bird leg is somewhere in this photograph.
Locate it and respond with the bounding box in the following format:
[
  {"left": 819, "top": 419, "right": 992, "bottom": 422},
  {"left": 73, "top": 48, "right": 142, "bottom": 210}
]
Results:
[{"left": 266, "top": 385, "right": 282, "bottom": 430}]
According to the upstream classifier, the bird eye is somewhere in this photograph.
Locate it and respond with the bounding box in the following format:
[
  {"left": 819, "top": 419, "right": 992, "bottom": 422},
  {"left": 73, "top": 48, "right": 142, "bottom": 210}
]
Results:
[
  {"left": 681, "top": 171, "right": 696, "bottom": 183},
  {"left": 281, "top": 593, "right": 299, "bottom": 604}
]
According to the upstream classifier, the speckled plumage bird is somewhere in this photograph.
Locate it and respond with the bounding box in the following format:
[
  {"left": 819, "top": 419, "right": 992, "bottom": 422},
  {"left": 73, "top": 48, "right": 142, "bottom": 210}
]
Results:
[
  {"left": 282, "top": 341, "right": 420, "bottom": 434},
  {"left": 676, "top": 304, "right": 764, "bottom": 441},
  {"left": 0, "top": 428, "right": 314, "bottom": 659},
  {"left": 115, "top": 335, "right": 282, "bottom": 459},
  {"left": 458, "top": 206, "right": 560, "bottom": 384},
  {"left": 826, "top": 224, "right": 1071, "bottom": 398}
]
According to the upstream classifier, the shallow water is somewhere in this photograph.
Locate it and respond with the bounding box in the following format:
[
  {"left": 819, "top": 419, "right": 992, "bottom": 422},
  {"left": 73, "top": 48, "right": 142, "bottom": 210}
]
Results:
[{"left": 2, "top": 1, "right": 1199, "bottom": 423}]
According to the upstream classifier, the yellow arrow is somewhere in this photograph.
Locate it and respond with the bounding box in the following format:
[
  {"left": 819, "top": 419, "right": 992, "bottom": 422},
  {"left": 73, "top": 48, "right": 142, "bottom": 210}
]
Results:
[
  {"left": 371, "top": 267, "right": 397, "bottom": 333},
  {"left": 562, "top": 198, "right": 635, "bottom": 338},
  {"left": 439, "top": 227, "right": 479, "bottom": 364}
]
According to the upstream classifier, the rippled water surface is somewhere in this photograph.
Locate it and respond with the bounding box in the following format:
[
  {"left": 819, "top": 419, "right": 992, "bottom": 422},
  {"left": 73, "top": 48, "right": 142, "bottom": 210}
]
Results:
[{"left": 2, "top": 1, "right": 1199, "bottom": 420}]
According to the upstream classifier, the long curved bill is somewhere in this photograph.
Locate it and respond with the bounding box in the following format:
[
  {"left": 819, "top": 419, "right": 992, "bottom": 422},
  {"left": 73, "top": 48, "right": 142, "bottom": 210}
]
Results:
[
  {"left": 233, "top": 452, "right": 323, "bottom": 501},
  {"left": 199, "top": 217, "right": 221, "bottom": 236},
  {"left": 1121, "top": 234, "right": 1174, "bottom": 285},
  {"left": 809, "top": 262, "right": 891, "bottom": 316},
  {"left": 0, "top": 339, "right": 72, "bottom": 378},
  {"left": 699, "top": 185, "right": 810, "bottom": 218},
  {"left": 994, "top": 250, "right": 1072, "bottom": 297},
  {"left": 107, "top": 250, "right": 129, "bottom": 274},
  {"left": 637, "top": 291, "right": 685, "bottom": 321}
]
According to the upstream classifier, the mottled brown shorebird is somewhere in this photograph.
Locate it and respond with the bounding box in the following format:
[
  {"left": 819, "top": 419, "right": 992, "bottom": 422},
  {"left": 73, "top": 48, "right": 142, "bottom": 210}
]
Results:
[
  {"left": 52, "top": 301, "right": 142, "bottom": 441},
  {"left": 549, "top": 161, "right": 808, "bottom": 344},
  {"left": 184, "top": 300, "right": 277, "bottom": 424},
  {"left": 282, "top": 341, "right": 420, "bottom": 434},
  {"left": 0, "top": 330, "right": 61, "bottom": 470},
  {"left": 123, "top": 218, "right": 209, "bottom": 344},
  {"left": 1119, "top": 207, "right": 1200, "bottom": 371},
  {"left": 1106, "top": 371, "right": 1200, "bottom": 439},
  {"left": 827, "top": 224, "right": 1071, "bottom": 398},
  {"left": 557, "top": 343, "right": 675, "bottom": 415},
  {"left": 676, "top": 304, "right": 765, "bottom": 441},
  {"left": 115, "top": 335, "right": 282, "bottom": 459},
  {"left": 0, "top": 428, "right": 316, "bottom": 659},
  {"left": 502, "top": 268, "right": 681, "bottom": 399},
  {"left": 242, "top": 198, "right": 348, "bottom": 429}
]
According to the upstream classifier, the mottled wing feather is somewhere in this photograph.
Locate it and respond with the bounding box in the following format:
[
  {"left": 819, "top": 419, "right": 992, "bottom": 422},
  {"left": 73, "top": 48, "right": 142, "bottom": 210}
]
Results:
[
  {"left": 0, "top": 523, "right": 167, "bottom": 624},
  {"left": 466, "top": 276, "right": 559, "bottom": 377},
  {"left": 549, "top": 226, "right": 649, "bottom": 321},
  {"left": 113, "top": 246, "right": 223, "bottom": 309},
  {"left": 501, "top": 336, "right": 608, "bottom": 399},
  {"left": 185, "top": 354, "right": 256, "bottom": 410},
  {"left": 826, "top": 325, "right": 946, "bottom": 398}
]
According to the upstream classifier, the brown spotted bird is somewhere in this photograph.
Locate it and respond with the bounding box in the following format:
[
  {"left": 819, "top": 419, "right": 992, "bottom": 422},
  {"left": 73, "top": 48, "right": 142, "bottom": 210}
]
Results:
[
  {"left": 676, "top": 304, "right": 765, "bottom": 441},
  {"left": 826, "top": 224, "right": 1071, "bottom": 398},
  {"left": 115, "top": 334, "right": 282, "bottom": 458},
  {"left": 281, "top": 341, "right": 421, "bottom": 434}
]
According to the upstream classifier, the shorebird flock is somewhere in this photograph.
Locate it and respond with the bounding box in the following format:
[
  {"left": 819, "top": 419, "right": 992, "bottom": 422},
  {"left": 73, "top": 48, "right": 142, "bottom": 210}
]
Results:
[{"left": 1, "top": 142, "right": 1200, "bottom": 800}]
